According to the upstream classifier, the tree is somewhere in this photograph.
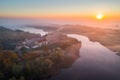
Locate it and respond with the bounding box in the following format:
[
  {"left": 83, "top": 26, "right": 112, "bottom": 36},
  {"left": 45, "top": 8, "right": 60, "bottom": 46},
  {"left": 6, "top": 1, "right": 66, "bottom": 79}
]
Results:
[
  {"left": 49, "top": 48, "right": 65, "bottom": 64},
  {"left": 0, "top": 51, "right": 19, "bottom": 68},
  {"left": 12, "top": 65, "right": 22, "bottom": 77},
  {"left": 20, "top": 47, "right": 28, "bottom": 54},
  {"left": 19, "top": 76, "right": 25, "bottom": 80},
  {"left": 9, "top": 77, "right": 16, "bottom": 80},
  {"left": 0, "top": 72, "right": 4, "bottom": 80},
  {"left": 0, "top": 45, "right": 2, "bottom": 52},
  {"left": 44, "top": 59, "right": 53, "bottom": 69}
]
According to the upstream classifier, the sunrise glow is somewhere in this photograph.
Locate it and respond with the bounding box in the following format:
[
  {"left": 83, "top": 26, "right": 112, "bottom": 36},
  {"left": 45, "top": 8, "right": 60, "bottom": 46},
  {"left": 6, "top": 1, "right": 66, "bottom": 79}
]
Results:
[{"left": 96, "top": 14, "right": 103, "bottom": 20}]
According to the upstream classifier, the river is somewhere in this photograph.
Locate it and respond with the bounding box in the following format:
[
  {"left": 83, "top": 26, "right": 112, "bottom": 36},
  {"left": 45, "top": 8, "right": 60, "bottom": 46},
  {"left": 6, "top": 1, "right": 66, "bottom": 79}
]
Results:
[
  {"left": 17, "top": 27, "right": 120, "bottom": 80},
  {"left": 51, "top": 34, "right": 120, "bottom": 80}
]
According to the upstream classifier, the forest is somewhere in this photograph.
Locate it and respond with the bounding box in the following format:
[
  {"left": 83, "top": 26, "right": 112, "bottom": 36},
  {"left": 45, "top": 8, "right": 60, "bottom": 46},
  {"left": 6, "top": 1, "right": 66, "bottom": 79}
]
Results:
[{"left": 0, "top": 26, "right": 81, "bottom": 80}]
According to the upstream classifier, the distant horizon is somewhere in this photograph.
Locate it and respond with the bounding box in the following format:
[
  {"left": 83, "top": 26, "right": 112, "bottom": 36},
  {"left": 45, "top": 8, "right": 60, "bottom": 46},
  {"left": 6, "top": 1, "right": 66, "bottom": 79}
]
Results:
[
  {"left": 0, "top": 18, "right": 120, "bottom": 29},
  {"left": 0, "top": 0, "right": 120, "bottom": 28},
  {"left": 0, "top": 0, "right": 120, "bottom": 20}
]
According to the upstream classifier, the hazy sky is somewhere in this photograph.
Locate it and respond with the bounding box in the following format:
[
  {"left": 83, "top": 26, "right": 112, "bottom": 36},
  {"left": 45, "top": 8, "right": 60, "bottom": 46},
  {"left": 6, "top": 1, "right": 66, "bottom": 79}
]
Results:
[{"left": 0, "top": 0, "right": 120, "bottom": 19}]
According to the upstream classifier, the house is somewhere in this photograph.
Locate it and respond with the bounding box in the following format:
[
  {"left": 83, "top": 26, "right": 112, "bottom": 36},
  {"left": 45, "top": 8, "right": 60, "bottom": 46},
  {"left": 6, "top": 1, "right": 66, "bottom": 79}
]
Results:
[
  {"left": 36, "top": 36, "right": 47, "bottom": 47},
  {"left": 16, "top": 35, "right": 48, "bottom": 50}
]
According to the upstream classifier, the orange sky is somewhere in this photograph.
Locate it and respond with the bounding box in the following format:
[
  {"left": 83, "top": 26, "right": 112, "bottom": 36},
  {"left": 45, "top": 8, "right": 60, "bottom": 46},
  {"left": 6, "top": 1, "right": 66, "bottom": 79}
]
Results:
[{"left": 0, "top": 0, "right": 120, "bottom": 21}]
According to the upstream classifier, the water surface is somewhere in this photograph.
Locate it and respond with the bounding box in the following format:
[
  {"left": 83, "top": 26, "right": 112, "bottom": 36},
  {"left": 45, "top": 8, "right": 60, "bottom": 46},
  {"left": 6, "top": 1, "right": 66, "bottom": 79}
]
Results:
[{"left": 51, "top": 34, "right": 120, "bottom": 80}]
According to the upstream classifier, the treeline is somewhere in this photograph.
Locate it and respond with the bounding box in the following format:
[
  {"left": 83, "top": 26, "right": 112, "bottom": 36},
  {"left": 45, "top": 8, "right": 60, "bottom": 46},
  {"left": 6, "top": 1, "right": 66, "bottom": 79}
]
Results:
[
  {"left": 0, "top": 48, "right": 53, "bottom": 80},
  {"left": 0, "top": 39, "right": 80, "bottom": 80},
  {"left": 0, "top": 47, "right": 64, "bottom": 80},
  {"left": 0, "top": 26, "right": 81, "bottom": 80},
  {"left": 0, "top": 26, "right": 41, "bottom": 50}
]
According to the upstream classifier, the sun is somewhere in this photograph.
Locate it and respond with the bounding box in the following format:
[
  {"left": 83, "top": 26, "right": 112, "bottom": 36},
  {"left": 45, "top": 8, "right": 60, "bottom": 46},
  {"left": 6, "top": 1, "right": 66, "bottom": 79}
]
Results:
[{"left": 96, "top": 14, "right": 103, "bottom": 20}]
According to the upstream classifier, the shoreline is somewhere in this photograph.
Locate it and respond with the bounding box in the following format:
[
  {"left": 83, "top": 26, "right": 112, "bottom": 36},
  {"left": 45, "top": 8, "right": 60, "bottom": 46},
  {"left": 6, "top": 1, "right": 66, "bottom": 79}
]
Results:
[
  {"left": 29, "top": 25, "right": 120, "bottom": 55},
  {"left": 59, "top": 26, "right": 120, "bottom": 55}
]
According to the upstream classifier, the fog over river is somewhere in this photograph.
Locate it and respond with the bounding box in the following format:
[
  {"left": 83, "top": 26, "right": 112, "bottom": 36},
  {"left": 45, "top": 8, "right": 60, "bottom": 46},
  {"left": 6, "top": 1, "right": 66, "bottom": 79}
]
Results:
[{"left": 11, "top": 27, "right": 120, "bottom": 80}]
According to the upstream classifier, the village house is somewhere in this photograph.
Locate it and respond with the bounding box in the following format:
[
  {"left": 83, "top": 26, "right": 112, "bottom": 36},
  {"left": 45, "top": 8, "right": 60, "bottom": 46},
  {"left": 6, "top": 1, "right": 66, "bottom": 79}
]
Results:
[{"left": 16, "top": 35, "right": 48, "bottom": 51}]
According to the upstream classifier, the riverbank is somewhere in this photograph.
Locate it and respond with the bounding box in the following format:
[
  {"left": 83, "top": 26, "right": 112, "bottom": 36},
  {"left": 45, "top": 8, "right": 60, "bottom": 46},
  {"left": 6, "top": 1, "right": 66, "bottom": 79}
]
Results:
[
  {"left": 58, "top": 25, "right": 120, "bottom": 55},
  {"left": 51, "top": 34, "right": 120, "bottom": 80},
  {"left": 28, "top": 25, "right": 120, "bottom": 55}
]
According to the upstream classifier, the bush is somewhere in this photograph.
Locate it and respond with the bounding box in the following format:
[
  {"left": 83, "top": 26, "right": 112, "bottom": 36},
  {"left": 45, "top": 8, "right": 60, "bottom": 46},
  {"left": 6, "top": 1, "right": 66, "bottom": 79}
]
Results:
[{"left": 49, "top": 48, "right": 65, "bottom": 64}]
